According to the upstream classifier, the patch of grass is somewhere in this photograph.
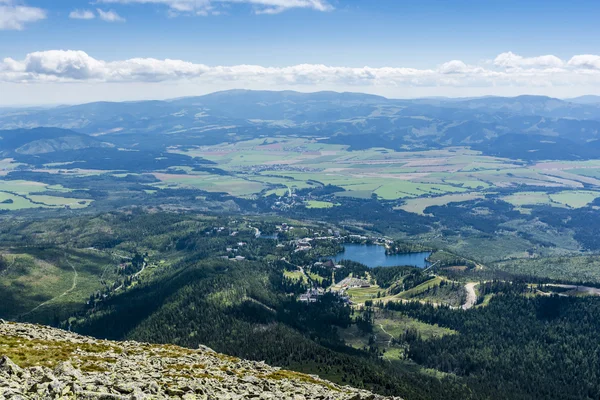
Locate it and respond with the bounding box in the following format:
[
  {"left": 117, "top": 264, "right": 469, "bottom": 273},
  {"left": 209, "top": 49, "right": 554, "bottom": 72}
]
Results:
[
  {"left": 283, "top": 270, "right": 307, "bottom": 284},
  {"left": 0, "top": 333, "right": 118, "bottom": 370},
  {"left": 305, "top": 200, "right": 336, "bottom": 209},
  {"left": 399, "top": 193, "right": 485, "bottom": 215},
  {"left": 28, "top": 195, "right": 93, "bottom": 209},
  {"left": 264, "top": 370, "right": 340, "bottom": 392},
  {"left": 398, "top": 276, "right": 442, "bottom": 299},
  {"left": 375, "top": 312, "right": 457, "bottom": 341},
  {"left": 345, "top": 286, "right": 382, "bottom": 304},
  {"left": 549, "top": 191, "right": 600, "bottom": 208},
  {"left": 0, "top": 192, "right": 38, "bottom": 210}
]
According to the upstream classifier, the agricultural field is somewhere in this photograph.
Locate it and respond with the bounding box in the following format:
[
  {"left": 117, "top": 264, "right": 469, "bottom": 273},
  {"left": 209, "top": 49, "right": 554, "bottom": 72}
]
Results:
[
  {"left": 169, "top": 137, "right": 600, "bottom": 206},
  {"left": 399, "top": 193, "right": 485, "bottom": 215},
  {"left": 151, "top": 173, "right": 267, "bottom": 197},
  {"left": 502, "top": 190, "right": 600, "bottom": 209},
  {"left": 305, "top": 200, "right": 336, "bottom": 209},
  {"left": 0, "top": 179, "right": 93, "bottom": 210}
]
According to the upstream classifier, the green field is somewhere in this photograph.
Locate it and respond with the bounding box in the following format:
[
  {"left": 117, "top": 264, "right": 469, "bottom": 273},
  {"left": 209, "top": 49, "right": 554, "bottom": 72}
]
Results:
[
  {"left": 503, "top": 190, "right": 600, "bottom": 209},
  {"left": 152, "top": 173, "right": 267, "bottom": 197},
  {"left": 549, "top": 191, "right": 600, "bottom": 208},
  {"left": 346, "top": 286, "right": 383, "bottom": 303},
  {"left": 283, "top": 269, "right": 307, "bottom": 283},
  {"left": 399, "top": 193, "right": 485, "bottom": 215},
  {"left": 169, "top": 138, "right": 600, "bottom": 203},
  {"left": 0, "top": 179, "right": 93, "bottom": 210},
  {"left": 305, "top": 200, "right": 336, "bottom": 209}
]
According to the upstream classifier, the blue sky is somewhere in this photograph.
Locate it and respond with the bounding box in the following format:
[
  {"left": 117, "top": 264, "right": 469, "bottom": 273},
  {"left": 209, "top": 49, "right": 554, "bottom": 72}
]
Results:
[{"left": 2, "top": 0, "right": 600, "bottom": 105}]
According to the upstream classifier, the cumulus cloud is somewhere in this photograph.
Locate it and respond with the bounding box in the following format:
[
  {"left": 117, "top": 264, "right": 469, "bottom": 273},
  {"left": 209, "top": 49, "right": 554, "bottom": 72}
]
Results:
[
  {"left": 568, "top": 55, "right": 600, "bottom": 70},
  {"left": 97, "top": 0, "right": 333, "bottom": 15},
  {"left": 69, "top": 10, "right": 96, "bottom": 20},
  {"left": 2, "top": 50, "right": 600, "bottom": 93},
  {"left": 97, "top": 9, "right": 126, "bottom": 22},
  {"left": 494, "top": 51, "right": 565, "bottom": 69},
  {"left": 0, "top": 0, "right": 46, "bottom": 30}
]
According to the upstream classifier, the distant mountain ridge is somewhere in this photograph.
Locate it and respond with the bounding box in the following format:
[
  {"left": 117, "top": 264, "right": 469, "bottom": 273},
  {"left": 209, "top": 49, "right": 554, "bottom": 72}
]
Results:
[
  {"left": 1, "top": 90, "right": 600, "bottom": 161},
  {"left": 0, "top": 127, "right": 111, "bottom": 156}
]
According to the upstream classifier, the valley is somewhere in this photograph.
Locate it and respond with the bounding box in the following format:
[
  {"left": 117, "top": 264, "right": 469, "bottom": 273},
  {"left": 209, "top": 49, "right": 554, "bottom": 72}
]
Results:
[{"left": 1, "top": 91, "right": 600, "bottom": 399}]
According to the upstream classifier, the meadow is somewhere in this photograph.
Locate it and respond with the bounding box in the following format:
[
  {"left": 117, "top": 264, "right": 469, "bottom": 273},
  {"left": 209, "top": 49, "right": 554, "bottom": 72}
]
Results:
[
  {"left": 0, "top": 179, "right": 93, "bottom": 210},
  {"left": 0, "top": 248, "right": 119, "bottom": 324}
]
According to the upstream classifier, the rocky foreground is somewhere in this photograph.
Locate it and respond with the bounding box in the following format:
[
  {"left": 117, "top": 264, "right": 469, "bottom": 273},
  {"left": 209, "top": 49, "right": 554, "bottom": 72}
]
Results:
[{"left": 0, "top": 320, "right": 398, "bottom": 399}]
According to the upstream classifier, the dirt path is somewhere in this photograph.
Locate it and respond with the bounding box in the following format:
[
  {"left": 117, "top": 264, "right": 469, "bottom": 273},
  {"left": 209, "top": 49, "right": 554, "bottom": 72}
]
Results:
[
  {"left": 462, "top": 282, "right": 478, "bottom": 310},
  {"left": 132, "top": 262, "right": 147, "bottom": 278},
  {"left": 20, "top": 253, "right": 78, "bottom": 318},
  {"left": 378, "top": 324, "right": 394, "bottom": 347},
  {"left": 0, "top": 254, "right": 16, "bottom": 277},
  {"left": 245, "top": 297, "right": 277, "bottom": 314}
]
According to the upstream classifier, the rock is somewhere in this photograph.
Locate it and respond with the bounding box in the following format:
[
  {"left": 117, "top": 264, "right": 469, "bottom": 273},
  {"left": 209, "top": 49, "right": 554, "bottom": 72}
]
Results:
[
  {"left": 198, "top": 344, "right": 216, "bottom": 353},
  {"left": 114, "top": 382, "right": 137, "bottom": 394},
  {"left": 0, "top": 356, "right": 22, "bottom": 377},
  {"left": 0, "top": 322, "right": 401, "bottom": 400},
  {"left": 54, "top": 361, "right": 82, "bottom": 380}
]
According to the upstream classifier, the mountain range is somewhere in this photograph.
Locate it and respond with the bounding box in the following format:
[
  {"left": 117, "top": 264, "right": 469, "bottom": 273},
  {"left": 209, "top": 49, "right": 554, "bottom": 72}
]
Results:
[{"left": 1, "top": 90, "right": 600, "bottom": 161}]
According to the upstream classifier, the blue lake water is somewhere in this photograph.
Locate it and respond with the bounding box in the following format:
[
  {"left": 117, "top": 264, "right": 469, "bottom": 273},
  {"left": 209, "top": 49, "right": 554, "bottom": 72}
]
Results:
[{"left": 332, "top": 243, "right": 431, "bottom": 268}]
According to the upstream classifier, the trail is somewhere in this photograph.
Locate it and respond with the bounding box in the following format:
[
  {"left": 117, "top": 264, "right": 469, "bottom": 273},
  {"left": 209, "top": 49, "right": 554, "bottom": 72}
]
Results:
[
  {"left": 0, "top": 254, "right": 16, "bottom": 277},
  {"left": 20, "top": 253, "right": 78, "bottom": 318},
  {"left": 132, "top": 262, "right": 147, "bottom": 278},
  {"left": 245, "top": 297, "right": 277, "bottom": 314},
  {"left": 378, "top": 324, "right": 394, "bottom": 347},
  {"left": 462, "top": 282, "right": 478, "bottom": 310}
]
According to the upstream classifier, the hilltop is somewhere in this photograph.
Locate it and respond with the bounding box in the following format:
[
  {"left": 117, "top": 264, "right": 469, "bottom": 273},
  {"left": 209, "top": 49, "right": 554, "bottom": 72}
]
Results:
[{"left": 0, "top": 320, "right": 397, "bottom": 400}]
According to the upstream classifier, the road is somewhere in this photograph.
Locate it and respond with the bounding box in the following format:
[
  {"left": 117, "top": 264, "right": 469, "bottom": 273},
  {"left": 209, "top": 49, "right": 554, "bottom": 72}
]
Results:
[
  {"left": 462, "top": 282, "right": 478, "bottom": 310},
  {"left": 132, "top": 262, "right": 147, "bottom": 278}
]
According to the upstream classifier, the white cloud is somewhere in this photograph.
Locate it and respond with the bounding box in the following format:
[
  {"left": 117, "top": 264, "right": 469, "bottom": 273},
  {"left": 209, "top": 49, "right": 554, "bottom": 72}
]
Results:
[
  {"left": 69, "top": 10, "right": 96, "bottom": 20},
  {"left": 494, "top": 51, "right": 565, "bottom": 69},
  {"left": 2, "top": 50, "right": 600, "bottom": 99},
  {"left": 97, "top": 9, "right": 126, "bottom": 22},
  {"left": 0, "top": 0, "right": 46, "bottom": 30},
  {"left": 438, "top": 60, "right": 483, "bottom": 75},
  {"left": 97, "top": 0, "right": 332, "bottom": 15},
  {"left": 568, "top": 55, "right": 600, "bottom": 70}
]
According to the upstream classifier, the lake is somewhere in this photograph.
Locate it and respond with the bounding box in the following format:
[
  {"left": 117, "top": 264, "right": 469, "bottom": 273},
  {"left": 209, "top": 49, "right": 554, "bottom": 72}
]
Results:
[{"left": 331, "top": 243, "right": 431, "bottom": 268}]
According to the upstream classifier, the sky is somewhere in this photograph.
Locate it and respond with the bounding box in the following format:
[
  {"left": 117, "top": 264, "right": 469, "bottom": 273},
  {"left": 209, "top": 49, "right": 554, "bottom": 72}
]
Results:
[{"left": 1, "top": 0, "right": 600, "bottom": 105}]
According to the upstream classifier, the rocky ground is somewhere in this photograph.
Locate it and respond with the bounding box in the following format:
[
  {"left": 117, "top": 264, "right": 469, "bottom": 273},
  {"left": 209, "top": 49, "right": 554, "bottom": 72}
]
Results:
[{"left": 0, "top": 320, "right": 399, "bottom": 399}]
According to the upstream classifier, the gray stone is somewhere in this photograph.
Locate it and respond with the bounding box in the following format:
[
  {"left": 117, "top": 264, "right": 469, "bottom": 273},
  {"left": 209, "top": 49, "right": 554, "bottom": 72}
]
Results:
[{"left": 0, "top": 356, "right": 22, "bottom": 377}]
